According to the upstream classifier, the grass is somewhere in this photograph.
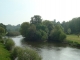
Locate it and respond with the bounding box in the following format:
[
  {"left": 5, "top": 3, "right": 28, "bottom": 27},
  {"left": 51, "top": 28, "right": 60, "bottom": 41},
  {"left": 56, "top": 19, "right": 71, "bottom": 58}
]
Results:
[
  {"left": 0, "top": 43, "right": 11, "bottom": 60},
  {"left": 66, "top": 34, "right": 80, "bottom": 44}
]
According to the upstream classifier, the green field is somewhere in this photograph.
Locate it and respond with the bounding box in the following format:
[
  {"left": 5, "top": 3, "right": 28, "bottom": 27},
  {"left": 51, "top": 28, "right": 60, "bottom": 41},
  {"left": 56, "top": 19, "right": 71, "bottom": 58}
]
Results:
[
  {"left": 0, "top": 43, "right": 11, "bottom": 60},
  {"left": 66, "top": 35, "right": 80, "bottom": 44}
]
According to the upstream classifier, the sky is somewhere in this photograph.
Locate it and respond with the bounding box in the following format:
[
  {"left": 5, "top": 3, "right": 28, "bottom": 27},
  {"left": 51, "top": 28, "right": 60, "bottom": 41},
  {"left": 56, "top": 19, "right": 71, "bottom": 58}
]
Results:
[{"left": 0, "top": 0, "right": 80, "bottom": 25}]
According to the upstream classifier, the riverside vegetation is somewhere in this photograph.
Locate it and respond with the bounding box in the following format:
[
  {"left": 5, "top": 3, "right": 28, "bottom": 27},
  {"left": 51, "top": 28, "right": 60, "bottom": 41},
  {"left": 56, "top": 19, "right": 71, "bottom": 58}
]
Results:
[
  {"left": 1, "top": 15, "right": 80, "bottom": 60},
  {"left": 0, "top": 24, "right": 41, "bottom": 60}
]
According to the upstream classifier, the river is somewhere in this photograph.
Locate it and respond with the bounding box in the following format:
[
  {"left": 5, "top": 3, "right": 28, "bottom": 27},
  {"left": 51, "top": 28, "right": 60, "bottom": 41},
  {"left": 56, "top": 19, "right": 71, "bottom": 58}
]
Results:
[{"left": 11, "top": 35, "right": 80, "bottom": 60}]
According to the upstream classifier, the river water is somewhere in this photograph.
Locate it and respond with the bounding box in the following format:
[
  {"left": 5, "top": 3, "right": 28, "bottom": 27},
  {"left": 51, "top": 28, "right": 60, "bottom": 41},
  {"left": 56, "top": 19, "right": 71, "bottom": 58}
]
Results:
[{"left": 11, "top": 35, "right": 80, "bottom": 60}]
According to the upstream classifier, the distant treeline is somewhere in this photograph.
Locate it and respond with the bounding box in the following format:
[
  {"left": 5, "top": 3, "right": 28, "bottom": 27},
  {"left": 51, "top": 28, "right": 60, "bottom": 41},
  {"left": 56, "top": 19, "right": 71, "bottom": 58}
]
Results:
[
  {"left": 6, "top": 24, "right": 20, "bottom": 36},
  {"left": 61, "top": 17, "right": 80, "bottom": 34},
  {"left": 0, "top": 23, "right": 20, "bottom": 36}
]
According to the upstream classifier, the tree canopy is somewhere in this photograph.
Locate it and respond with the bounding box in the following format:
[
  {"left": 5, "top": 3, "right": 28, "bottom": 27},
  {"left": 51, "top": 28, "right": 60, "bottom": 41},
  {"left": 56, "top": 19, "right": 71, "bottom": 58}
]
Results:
[{"left": 20, "top": 15, "right": 66, "bottom": 42}]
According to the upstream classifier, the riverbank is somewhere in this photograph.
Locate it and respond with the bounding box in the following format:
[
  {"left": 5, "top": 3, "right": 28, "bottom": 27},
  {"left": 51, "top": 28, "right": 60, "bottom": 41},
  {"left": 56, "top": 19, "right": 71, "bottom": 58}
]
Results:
[
  {"left": 66, "top": 35, "right": 80, "bottom": 47},
  {"left": 0, "top": 43, "right": 11, "bottom": 60}
]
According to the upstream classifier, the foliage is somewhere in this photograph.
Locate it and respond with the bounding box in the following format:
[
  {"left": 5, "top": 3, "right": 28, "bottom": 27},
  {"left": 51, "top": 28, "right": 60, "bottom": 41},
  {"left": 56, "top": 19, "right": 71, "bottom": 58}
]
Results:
[
  {"left": 11, "top": 46, "right": 42, "bottom": 60},
  {"left": 5, "top": 38, "right": 15, "bottom": 51},
  {"left": 0, "top": 23, "right": 6, "bottom": 32},
  {"left": 0, "top": 39, "right": 4, "bottom": 43},
  {"left": 49, "top": 25, "right": 66, "bottom": 42},
  {"left": 67, "top": 28, "right": 71, "bottom": 34},
  {"left": 30, "top": 15, "right": 42, "bottom": 24},
  {"left": 20, "top": 22, "right": 30, "bottom": 37},
  {"left": 18, "top": 48, "right": 42, "bottom": 60},
  {"left": 0, "top": 27, "right": 5, "bottom": 39},
  {"left": 59, "top": 32, "right": 66, "bottom": 42},
  {"left": 0, "top": 43, "right": 11, "bottom": 60},
  {"left": 11, "top": 46, "right": 23, "bottom": 60},
  {"left": 6, "top": 24, "right": 20, "bottom": 36},
  {"left": 43, "top": 20, "right": 54, "bottom": 34},
  {"left": 61, "top": 17, "right": 80, "bottom": 34},
  {"left": 20, "top": 15, "right": 66, "bottom": 42},
  {"left": 6, "top": 31, "right": 20, "bottom": 36}
]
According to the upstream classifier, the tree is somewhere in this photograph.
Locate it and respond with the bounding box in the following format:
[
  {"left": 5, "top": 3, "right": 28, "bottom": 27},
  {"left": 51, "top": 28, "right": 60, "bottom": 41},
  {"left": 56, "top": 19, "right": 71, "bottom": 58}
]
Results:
[
  {"left": 30, "top": 15, "right": 42, "bottom": 24},
  {"left": 0, "top": 23, "right": 6, "bottom": 32},
  {"left": 20, "top": 22, "right": 30, "bottom": 37},
  {"left": 49, "top": 25, "right": 66, "bottom": 42},
  {"left": 43, "top": 20, "right": 54, "bottom": 34},
  {"left": 20, "top": 15, "right": 66, "bottom": 42},
  {"left": 61, "top": 17, "right": 80, "bottom": 34},
  {"left": 26, "top": 24, "right": 37, "bottom": 41},
  {"left": 67, "top": 28, "right": 71, "bottom": 34},
  {"left": 0, "top": 27, "right": 5, "bottom": 39}
]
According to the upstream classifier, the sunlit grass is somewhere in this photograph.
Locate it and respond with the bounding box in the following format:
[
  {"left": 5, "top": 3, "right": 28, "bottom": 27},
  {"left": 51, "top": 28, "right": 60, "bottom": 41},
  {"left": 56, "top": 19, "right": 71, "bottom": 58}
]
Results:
[
  {"left": 66, "top": 35, "right": 80, "bottom": 44},
  {"left": 0, "top": 43, "right": 11, "bottom": 60}
]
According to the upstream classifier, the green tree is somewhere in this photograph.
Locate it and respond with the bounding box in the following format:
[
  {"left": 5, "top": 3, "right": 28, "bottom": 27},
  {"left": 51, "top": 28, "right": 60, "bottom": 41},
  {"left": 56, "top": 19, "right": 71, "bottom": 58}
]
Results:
[
  {"left": 43, "top": 20, "right": 54, "bottom": 34},
  {"left": 67, "top": 28, "right": 71, "bottom": 34},
  {"left": 0, "top": 27, "right": 5, "bottom": 39},
  {"left": 49, "top": 25, "right": 66, "bottom": 42},
  {"left": 20, "top": 22, "right": 30, "bottom": 37},
  {"left": 0, "top": 23, "right": 6, "bottom": 32},
  {"left": 30, "top": 15, "right": 42, "bottom": 24},
  {"left": 26, "top": 24, "right": 37, "bottom": 41},
  {"left": 61, "top": 17, "right": 80, "bottom": 34}
]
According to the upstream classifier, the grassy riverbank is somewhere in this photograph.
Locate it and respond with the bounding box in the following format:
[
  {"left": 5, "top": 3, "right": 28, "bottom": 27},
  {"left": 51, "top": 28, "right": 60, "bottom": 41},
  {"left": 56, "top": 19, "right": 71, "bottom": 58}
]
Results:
[
  {"left": 66, "top": 35, "right": 80, "bottom": 47},
  {"left": 0, "top": 43, "right": 11, "bottom": 60},
  {"left": 66, "top": 35, "right": 80, "bottom": 44}
]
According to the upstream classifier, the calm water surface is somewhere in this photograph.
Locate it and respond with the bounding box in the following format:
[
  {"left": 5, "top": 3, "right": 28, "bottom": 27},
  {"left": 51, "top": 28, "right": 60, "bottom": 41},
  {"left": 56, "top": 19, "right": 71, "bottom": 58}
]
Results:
[{"left": 11, "top": 35, "right": 80, "bottom": 60}]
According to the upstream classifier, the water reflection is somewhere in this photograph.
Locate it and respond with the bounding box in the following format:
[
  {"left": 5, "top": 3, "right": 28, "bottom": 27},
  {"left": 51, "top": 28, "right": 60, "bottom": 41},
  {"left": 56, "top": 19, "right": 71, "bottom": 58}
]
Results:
[{"left": 11, "top": 36, "right": 80, "bottom": 60}]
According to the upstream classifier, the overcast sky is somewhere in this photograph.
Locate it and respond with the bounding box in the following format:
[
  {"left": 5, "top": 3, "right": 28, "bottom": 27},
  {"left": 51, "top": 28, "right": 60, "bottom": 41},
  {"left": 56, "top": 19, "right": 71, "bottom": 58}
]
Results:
[{"left": 0, "top": 0, "right": 80, "bottom": 25}]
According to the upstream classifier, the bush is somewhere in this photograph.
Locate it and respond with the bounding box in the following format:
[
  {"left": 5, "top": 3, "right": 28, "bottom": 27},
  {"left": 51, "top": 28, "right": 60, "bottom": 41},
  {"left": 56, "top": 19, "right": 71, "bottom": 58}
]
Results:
[
  {"left": 11, "top": 46, "right": 22, "bottom": 60},
  {"left": 11, "top": 47, "right": 42, "bottom": 60},
  {"left": 0, "top": 39, "right": 4, "bottom": 43},
  {"left": 49, "top": 25, "right": 66, "bottom": 42},
  {"left": 59, "top": 32, "right": 66, "bottom": 42},
  {"left": 18, "top": 48, "right": 42, "bottom": 60},
  {"left": 5, "top": 38, "right": 15, "bottom": 51}
]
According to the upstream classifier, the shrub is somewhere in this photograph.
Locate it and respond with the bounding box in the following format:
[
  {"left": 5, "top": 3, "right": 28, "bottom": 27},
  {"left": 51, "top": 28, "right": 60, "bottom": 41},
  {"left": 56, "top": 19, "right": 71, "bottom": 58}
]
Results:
[
  {"left": 11, "top": 47, "right": 42, "bottom": 60},
  {"left": 59, "top": 32, "right": 66, "bottom": 42},
  {"left": 11, "top": 46, "right": 22, "bottom": 60},
  {"left": 0, "top": 39, "right": 4, "bottom": 43},
  {"left": 5, "top": 38, "right": 15, "bottom": 51},
  {"left": 18, "top": 48, "right": 42, "bottom": 60}
]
